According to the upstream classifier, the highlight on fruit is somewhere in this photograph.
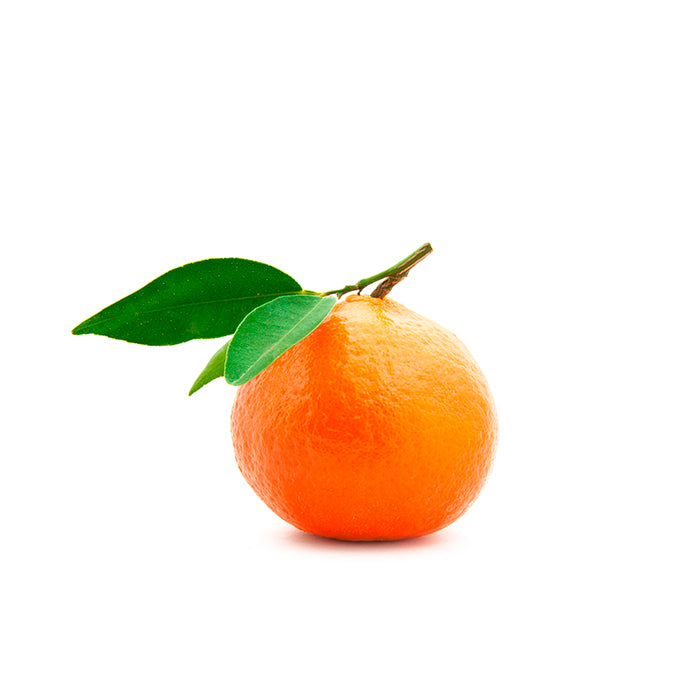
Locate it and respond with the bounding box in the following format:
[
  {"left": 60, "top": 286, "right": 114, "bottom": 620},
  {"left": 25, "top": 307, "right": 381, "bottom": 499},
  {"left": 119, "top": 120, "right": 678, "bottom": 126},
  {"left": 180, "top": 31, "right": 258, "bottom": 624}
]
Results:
[{"left": 73, "top": 243, "right": 498, "bottom": 541}]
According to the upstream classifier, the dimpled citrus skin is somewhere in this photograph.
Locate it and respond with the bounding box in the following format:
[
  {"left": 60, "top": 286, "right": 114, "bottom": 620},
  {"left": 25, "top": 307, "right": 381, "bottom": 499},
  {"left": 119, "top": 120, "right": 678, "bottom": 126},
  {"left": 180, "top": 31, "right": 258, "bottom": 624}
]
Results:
[{"left": 231, "top": 295, "right": 497, "bottom": 541}]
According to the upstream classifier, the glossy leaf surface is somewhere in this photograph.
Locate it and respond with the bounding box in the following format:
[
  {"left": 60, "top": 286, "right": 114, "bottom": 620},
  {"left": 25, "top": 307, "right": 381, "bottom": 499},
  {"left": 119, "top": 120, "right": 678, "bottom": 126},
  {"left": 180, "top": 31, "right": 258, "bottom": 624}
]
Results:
[
  {"left": 72, "top": 258, "right": 302, "bottom": 345},
  {"left": 224, "top": 294, "right": 335, "bottom": 386}
]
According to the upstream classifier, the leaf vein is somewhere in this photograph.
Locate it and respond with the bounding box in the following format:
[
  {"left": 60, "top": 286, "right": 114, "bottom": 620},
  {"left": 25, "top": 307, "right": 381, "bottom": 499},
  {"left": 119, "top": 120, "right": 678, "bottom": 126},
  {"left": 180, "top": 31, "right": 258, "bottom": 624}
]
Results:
[
  {"left": 252, "top": 300, "right": 328, "bottom": 368},
  {"left": 77, "top": 292, "right": 309, "bottom": 331}
]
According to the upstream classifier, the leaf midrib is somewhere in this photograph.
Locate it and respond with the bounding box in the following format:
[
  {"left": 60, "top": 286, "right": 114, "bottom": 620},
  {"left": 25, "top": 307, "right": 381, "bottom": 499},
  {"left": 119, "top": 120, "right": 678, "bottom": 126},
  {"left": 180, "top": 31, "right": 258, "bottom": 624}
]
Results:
[
  {"left": 77, "top": 291, "right": 311, "bottom": 331},
  {"left": 230, "top": 298, "right": 329, "bottom": 380}
]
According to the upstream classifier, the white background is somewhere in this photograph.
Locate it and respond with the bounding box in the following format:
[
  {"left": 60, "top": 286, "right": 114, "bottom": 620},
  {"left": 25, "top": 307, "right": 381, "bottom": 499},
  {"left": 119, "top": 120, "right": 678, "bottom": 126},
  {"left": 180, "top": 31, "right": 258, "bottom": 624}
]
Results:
[{"left": 2, "top": 2, "right": 698, "bottom": 698}]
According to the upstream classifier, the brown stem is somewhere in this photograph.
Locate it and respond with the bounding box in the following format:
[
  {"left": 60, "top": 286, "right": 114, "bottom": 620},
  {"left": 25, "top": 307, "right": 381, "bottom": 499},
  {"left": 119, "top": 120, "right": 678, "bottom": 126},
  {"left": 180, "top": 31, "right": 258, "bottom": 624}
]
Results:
[
  {"left": 323, "top": 242, "right": 433, "bottom": 298},
  {"left": 369, "top": 243, "right": 433, "bottom": 298}
]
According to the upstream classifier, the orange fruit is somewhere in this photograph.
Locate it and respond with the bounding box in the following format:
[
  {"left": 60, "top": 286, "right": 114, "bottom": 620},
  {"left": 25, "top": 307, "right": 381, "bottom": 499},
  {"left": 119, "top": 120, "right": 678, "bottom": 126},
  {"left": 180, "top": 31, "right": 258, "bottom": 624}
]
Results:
[{"left": 230, "top": 295, "right": 497, "bottom": 541}]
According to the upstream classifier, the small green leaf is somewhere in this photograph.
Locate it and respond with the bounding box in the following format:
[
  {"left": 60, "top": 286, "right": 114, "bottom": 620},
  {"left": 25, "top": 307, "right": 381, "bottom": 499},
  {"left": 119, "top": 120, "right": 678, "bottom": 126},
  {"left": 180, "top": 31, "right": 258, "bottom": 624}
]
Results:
[
  {"left": 225, "top": 295, "right": 336, "bottom": 386},
  {"left": 189, "top": 340, "right": 229, "bottom": 396},
  {"left": 72, "top": 258, "right": 303, "bottom": 345}
]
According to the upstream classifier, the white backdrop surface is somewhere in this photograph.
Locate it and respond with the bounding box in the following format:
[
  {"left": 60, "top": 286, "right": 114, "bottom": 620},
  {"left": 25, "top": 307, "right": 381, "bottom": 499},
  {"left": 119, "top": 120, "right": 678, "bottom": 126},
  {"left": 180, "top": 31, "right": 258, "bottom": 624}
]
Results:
[{"left": 1, "top": 2, "right": 698, "bottom": 698}]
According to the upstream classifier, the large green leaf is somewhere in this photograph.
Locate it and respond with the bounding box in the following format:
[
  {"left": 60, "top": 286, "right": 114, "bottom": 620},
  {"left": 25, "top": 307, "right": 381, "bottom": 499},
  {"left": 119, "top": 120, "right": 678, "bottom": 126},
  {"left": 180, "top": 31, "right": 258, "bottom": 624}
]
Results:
[
  {"left": 72, "top": 258, "right": 303, "bottom": 345},
  {"left": 188, "top": 340, "right": 229, "bottom": 396},
  {"left": 224, "top": 294, "right": 336, "bottom": 386}
]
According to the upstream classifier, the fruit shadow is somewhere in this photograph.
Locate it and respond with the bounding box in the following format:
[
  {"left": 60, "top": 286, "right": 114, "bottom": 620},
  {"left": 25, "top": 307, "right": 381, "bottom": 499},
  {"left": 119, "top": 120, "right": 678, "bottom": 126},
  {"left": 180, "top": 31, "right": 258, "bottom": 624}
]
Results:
[{"left": 281, "top": 527, "right": 464, "bottom": 550}]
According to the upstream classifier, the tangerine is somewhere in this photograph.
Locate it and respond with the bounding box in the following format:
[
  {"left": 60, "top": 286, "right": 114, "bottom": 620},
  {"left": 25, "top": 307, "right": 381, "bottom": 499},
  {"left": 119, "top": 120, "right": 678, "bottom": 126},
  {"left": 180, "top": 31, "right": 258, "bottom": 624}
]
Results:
[{"left": 231, "top": 295, "right": 497, "bottom": 541}]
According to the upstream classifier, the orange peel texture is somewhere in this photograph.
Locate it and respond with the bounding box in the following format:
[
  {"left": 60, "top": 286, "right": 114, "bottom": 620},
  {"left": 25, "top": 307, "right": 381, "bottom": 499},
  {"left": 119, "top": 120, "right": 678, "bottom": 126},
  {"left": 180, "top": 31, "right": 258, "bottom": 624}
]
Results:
[{"left": 231, "top": 295, "right": 497, "bottom": 541}]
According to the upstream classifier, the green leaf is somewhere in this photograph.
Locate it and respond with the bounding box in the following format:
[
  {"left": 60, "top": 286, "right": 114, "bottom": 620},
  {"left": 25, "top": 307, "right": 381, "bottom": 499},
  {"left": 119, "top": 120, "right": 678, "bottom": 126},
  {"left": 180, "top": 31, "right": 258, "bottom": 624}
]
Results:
[
  {"left": 72, "top": 258, "right": 303, "bottom": 345},
  {"left": 189, "top": 340, "right": 229, "bottom": 396},
  {"left": 224, "top": 294, "right": 336, "bottom": 386}
]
